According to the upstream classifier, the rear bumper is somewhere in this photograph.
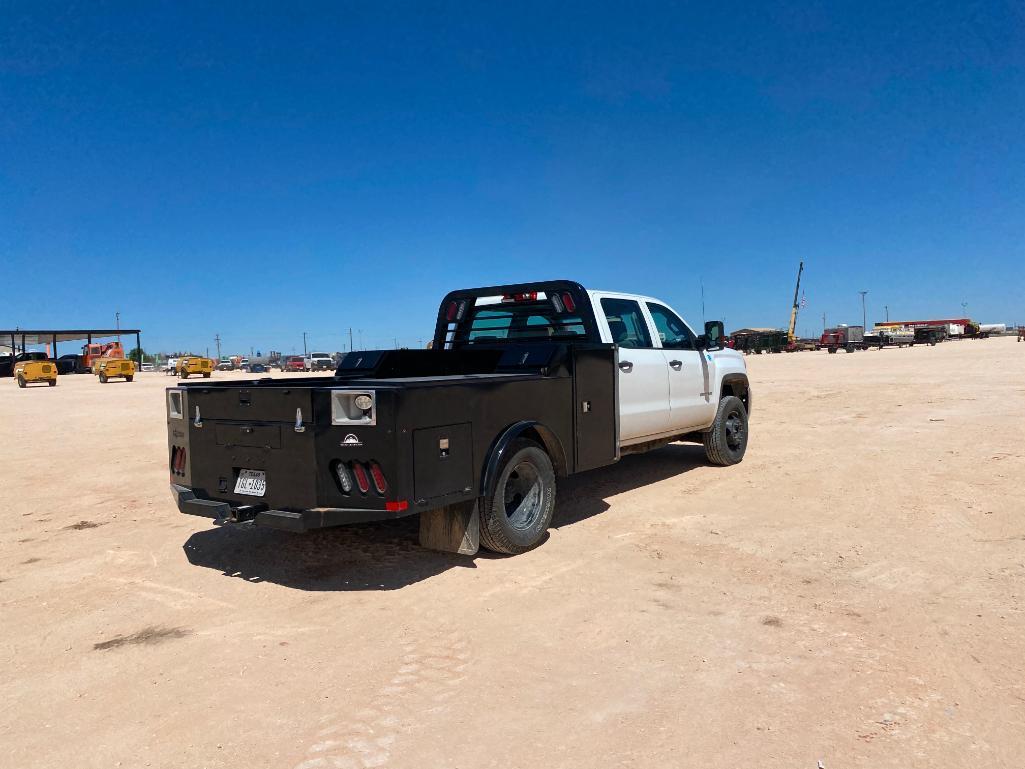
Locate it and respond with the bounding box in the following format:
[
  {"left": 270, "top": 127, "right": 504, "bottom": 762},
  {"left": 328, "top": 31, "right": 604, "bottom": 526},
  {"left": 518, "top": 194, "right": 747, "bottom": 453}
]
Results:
[{"left": 170, "top": 483, "right": 410, "bottom": 533}]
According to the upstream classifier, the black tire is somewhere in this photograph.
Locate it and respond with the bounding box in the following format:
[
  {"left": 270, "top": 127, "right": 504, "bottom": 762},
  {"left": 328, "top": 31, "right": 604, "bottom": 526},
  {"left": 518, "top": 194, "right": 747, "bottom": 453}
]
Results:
[
  {"left": 48, "top": 379, "right": 56, "bottom": 386},
  {"left": 703, "top": 395, "right": 749, "bottom": 466},
  {"left": 99, "top": 373, "right": 108, "bottom": 383},
  {"left": 828, "top": 347, "right": 837, "bottom": 354},
  {"left": 203, "top": 372, "right": 211, "bottom": 378},
  {"left": 181, "top": 372, "right": 189, "bottom": 379},
  {"left": 479, "top": 438, "right": 556, "bottom": 555},
  {"left": 17, "top": 376, "right": 26, "bottom": 388},
  {"left": 125, "top": 375, "right": 133, "bottom": 382}
]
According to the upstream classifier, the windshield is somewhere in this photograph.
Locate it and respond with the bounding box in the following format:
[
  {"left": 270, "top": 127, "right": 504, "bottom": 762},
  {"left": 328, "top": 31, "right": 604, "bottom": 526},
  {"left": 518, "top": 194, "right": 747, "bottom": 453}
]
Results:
[{"left": 460, "top": 300, "right": 587, "bottom": 343}]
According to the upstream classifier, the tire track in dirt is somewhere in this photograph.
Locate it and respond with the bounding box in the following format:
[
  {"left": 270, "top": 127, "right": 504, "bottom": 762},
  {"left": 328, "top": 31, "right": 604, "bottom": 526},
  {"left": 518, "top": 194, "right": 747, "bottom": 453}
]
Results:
[{"left": 292, "top": 624, "right": 471, "bottom": 768}]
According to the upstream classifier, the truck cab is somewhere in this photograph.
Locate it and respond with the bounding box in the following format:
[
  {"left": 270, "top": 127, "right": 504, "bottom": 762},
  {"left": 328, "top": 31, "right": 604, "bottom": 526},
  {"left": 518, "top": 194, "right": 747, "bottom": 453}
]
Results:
[{"left": 587, "top": 290, "right": 743, "bottom": 445}]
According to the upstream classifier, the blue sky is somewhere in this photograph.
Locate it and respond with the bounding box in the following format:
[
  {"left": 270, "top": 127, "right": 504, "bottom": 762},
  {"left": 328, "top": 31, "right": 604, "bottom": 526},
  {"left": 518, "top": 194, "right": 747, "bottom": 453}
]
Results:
[{"left": 2, "top": 1, "right": 1023, "bottom": 354}]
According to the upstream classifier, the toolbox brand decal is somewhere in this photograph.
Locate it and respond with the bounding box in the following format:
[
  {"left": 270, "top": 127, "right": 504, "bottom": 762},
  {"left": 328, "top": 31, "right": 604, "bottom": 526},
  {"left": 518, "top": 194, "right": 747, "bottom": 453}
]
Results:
[{"left": 341, "top": 433, "right": 363, "bottom": 447}]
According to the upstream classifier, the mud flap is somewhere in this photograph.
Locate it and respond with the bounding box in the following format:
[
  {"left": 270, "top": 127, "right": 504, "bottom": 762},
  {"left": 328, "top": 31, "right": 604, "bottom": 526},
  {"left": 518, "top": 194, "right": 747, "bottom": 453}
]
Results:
[{"left": 419, "top": 500, "right": 479, "bottom": 555}]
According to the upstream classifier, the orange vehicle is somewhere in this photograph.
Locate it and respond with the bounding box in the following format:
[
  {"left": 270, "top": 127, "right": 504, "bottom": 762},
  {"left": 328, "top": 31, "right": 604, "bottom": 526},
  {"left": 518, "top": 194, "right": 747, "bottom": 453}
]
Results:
[{"left": 82, "top": 341, "right": 125, "bottom": 371}]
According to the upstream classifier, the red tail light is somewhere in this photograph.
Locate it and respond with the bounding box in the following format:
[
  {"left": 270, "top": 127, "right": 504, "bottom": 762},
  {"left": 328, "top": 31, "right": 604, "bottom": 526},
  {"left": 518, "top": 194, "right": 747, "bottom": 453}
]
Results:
[
  {"left": 369, "top": 462, "right": 387, "bottom": 494},
  {"left": 385, "top": 500, "right": 409, "bottom": 512},
  {"left": 351, "top": 462, "right": 371, "bottom": 494},
  {"left": 445, "top": 300, "right": 466, "bottom": 321},
  {"left": 562, "top": 292, "right": 576, "bottom": 312},
  {"left": 171, "top": 446, "right": 187, "bottom": 475}
]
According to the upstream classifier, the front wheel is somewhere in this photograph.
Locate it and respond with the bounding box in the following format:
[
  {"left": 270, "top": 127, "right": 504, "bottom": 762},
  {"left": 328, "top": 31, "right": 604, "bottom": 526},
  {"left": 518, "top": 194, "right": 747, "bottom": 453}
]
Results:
[
  {"left": 125, "top": 375, "right": 134, "bottom": 382},
  {"left": 48, "top": 379, "right": 56, "bottom": 386},
  {"left": 99, "top": 373, "right": 108, "bottom": 383},
  {"left": 17, "top": 376, "right": 26, "bottom": 388},
  {"left": 703, "top": 395, "right": 749, "bottom": 466},
  {"left": 181, "top": 372, "right": 189, "bottom": 379},
  {"left": 203, "top": 372, "right": 211, "bottom": 378},
  {"left": 479, "top": 438, "right": 556, "bottom": 555}
]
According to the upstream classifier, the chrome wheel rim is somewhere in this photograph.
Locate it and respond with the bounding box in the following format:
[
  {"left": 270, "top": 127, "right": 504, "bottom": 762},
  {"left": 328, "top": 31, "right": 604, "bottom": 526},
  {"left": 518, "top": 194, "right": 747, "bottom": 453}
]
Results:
[{"left": 502, "top": 461, "right": 543, "bottom": 530}]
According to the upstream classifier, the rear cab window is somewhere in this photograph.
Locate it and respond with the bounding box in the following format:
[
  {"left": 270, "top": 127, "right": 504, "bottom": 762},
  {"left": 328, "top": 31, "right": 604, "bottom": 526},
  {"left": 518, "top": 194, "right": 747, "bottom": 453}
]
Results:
[
  {"left": 460, "top": 296, "right": 587, "bottom": 344},
  {"left": 599, "top": 298, "right": 652, "bottom": 349}
]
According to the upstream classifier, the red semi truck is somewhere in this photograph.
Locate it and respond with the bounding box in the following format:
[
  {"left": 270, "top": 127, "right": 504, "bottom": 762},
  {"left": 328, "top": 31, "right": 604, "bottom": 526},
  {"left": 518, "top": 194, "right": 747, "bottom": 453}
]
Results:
[{"left": 819, "top": 325, "right": 865, "bottom": 354}]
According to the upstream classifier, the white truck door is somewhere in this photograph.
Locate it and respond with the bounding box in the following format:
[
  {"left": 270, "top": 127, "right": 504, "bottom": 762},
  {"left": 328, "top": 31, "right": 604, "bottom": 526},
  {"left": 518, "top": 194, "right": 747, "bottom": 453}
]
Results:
[
  {"left": 645, "top": 301, "right": 715, "bottom": 430},
  {"left": 595, "top": 295, "right": 671, "bottom": 442}
]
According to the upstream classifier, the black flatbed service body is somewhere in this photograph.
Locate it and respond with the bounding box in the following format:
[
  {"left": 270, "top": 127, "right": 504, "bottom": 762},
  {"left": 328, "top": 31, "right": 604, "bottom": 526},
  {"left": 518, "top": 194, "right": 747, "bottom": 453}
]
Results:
[{"left": 169, "top": 281, "right": 628, "bottom": 551}]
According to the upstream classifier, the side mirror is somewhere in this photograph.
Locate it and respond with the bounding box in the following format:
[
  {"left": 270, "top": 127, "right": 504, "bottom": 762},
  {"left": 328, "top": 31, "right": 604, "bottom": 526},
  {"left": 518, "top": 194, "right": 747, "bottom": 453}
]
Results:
[{"left": 704, "top": 320, "right": 725, "bottom": 350}]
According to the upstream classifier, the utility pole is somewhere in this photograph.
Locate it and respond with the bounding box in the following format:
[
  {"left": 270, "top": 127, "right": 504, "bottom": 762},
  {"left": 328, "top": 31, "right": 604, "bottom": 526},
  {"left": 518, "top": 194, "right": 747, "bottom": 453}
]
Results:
[
  {"left": 822, "top": 312, "right": 827, "bottom": 331},
  {"left": 394, "top": 338, "right": 398, "bottom": 349},
  {"left": 302, "top": 331, "right": 308, "bottom": 357},
  {"left": 884, "top": 305, "right": 889, "bottom": 322},
  {"left": 859, "top": 290, "right": 868, "bottom": 330},
  {"left": 214, "top": 334, "right": 221, "bottom": 361},
  {"left": 349, "top": 327, "right": 353, "bottom": 352},
  {"left": 115, "top": 311, "right": 121, "bottom": 343},
  {"left": 700, "top": 279, "right": 706, "bottom": 324}
]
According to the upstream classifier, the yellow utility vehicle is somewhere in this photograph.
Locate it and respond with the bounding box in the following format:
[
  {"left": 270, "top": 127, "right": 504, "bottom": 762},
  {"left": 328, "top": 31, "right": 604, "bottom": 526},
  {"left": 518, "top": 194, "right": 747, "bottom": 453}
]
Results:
[
  {"left": 15, "top": 358, "right": 57, "bottom": 387},
  {"left": 96, "top": 357, "right": 136, "bottom": 383},
  {"left": 177, "top": 356, "right": 213, "bottom": 379}
]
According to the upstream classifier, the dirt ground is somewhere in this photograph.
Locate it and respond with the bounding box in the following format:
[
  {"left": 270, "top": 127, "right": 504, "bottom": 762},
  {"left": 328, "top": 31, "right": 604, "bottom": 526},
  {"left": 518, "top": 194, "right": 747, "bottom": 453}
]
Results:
[{"left": 2, "top": 338, "right": 1023, "bottom": 769}]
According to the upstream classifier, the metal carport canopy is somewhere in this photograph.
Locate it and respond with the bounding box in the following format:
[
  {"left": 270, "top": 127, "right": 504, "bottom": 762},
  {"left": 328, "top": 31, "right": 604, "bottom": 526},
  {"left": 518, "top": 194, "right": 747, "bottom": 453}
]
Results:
[
  {"left": 1, "top": 329, "right": 140, "bottom": 345},
  {"left": 1, "top": 329, "right": 144, "bottom": 364}
]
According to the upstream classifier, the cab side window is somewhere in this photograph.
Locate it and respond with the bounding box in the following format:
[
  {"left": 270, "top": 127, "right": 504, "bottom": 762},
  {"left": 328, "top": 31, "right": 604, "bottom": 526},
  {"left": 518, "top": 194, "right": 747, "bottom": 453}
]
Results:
[
  {"left": 600, "top": 298, "right": 652, "bottom": 349},
  {"left": 646, "top": 303, "right": 695, "bottom": 350}
]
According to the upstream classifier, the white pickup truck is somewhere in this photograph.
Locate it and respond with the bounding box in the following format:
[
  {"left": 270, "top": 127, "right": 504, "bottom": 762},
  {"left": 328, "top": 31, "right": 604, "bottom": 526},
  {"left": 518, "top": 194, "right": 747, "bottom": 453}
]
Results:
[{"left": 168, "top": 280, "right": 750, "bottom": 555}]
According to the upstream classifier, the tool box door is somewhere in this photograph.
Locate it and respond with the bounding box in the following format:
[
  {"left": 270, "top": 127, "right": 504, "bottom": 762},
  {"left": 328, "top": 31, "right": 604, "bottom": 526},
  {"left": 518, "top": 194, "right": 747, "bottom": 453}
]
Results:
[{"left": 413, "top": 423, "right": 473, "bottom": 503}]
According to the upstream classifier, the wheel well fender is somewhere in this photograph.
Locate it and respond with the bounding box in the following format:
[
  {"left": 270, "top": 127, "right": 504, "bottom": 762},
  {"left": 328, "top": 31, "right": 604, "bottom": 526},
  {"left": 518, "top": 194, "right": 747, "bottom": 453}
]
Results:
[
  {"left": 480, "top": 421, "right": 567, "bottom": 499},
  {"left": 719, "top": 374, "right": 751, "bottom": 414}
]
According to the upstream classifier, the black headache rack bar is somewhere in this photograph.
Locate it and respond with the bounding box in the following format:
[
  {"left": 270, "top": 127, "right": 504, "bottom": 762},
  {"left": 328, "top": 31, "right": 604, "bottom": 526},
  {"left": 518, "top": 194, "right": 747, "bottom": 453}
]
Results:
[{"left": 432, "top": 279, "right": 602, "bottom": 349}]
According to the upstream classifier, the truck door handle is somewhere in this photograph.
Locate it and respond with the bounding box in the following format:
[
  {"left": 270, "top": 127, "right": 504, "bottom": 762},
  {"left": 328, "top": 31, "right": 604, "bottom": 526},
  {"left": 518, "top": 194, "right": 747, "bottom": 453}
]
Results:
[
  {"left": 618, "top": 360, "right": 633, "bottom": 373},
  {"left": 669, "top": 359, "right": 683, "bottom": 369}
]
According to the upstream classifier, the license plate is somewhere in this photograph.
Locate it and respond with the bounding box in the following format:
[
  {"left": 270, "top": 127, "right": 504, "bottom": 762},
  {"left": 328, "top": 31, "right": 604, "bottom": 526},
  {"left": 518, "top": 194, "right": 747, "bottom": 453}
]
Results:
[{"left": 234, "top": 469, "right": 266, "bottom": 497}]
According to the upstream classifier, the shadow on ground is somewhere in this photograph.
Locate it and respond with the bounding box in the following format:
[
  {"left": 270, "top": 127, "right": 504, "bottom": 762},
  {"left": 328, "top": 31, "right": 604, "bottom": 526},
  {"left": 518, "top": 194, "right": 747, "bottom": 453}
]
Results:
[{"left": 182, "top": 443, "right": 706, "bottom": 591}]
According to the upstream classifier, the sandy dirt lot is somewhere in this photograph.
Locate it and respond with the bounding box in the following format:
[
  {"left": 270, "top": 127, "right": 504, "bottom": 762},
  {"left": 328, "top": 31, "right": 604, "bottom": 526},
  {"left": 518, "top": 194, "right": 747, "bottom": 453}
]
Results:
[{"left": 2, "top": 338, "right": 1024, "bottom": 769}]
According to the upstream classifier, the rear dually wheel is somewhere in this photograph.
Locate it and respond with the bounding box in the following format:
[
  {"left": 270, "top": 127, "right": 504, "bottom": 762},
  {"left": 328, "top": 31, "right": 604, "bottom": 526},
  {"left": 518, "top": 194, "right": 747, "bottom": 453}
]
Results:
[{"left": 479, "top": 438, "right": 556, "bottom": 555}]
